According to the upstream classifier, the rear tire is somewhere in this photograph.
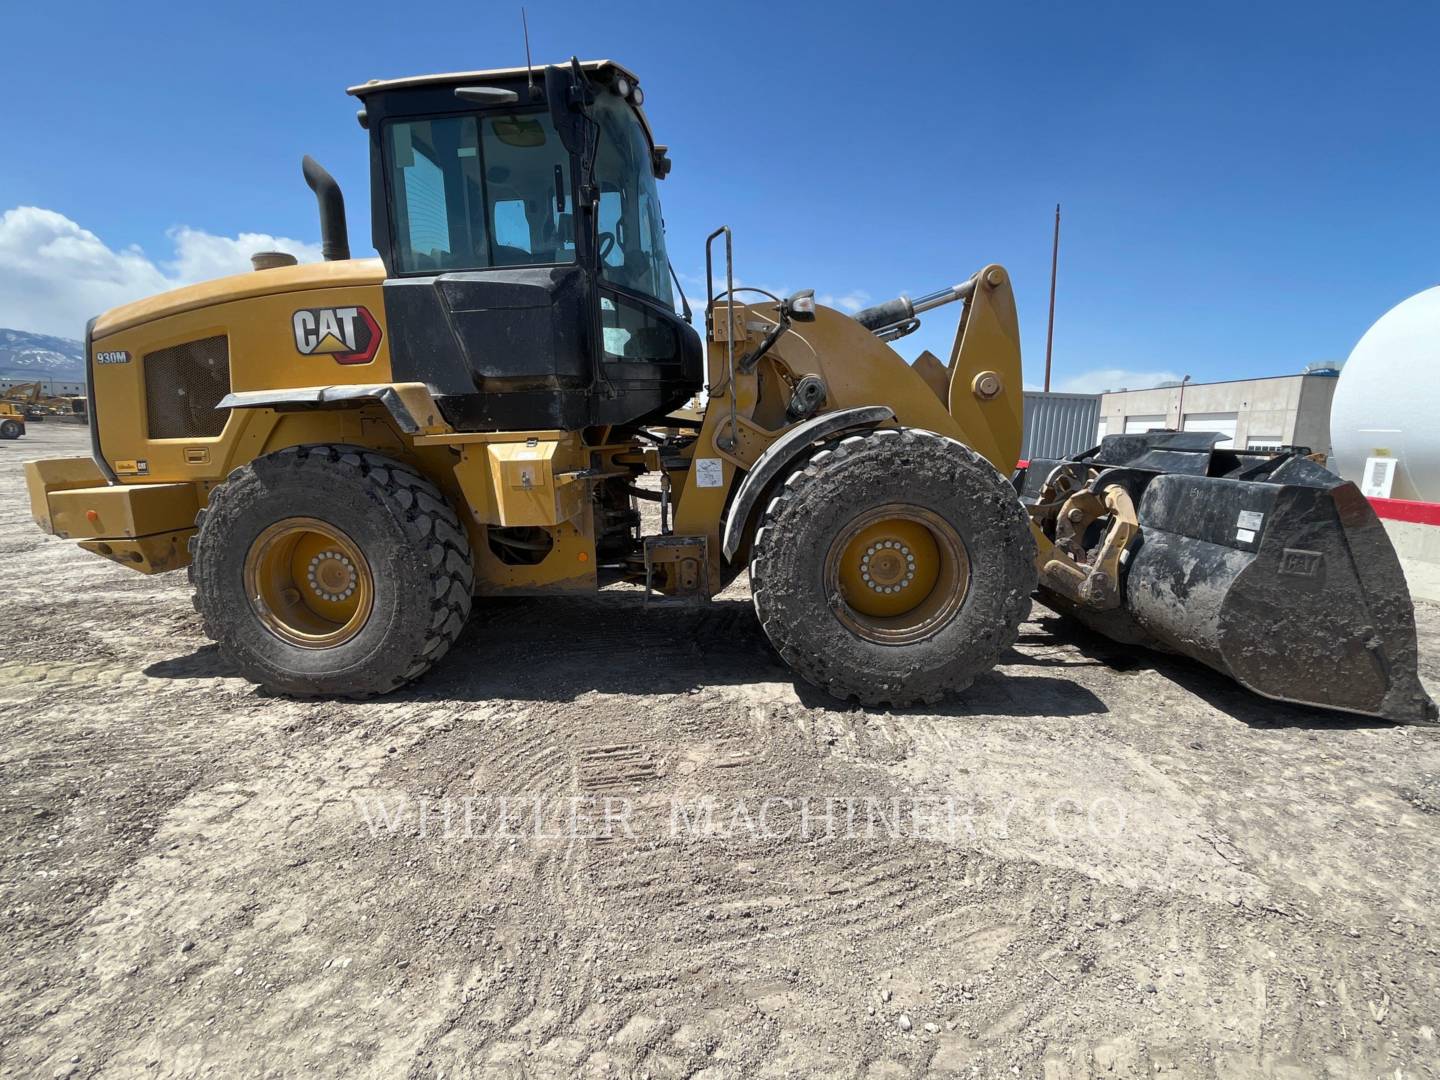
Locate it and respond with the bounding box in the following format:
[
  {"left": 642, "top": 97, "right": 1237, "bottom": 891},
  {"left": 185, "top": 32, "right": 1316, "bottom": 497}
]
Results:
[
  {"left": 0, "top": 419, "right": 21, "bottom": 439},
  {"left": 749, "top": 427, "right": 1035, "bottom": 706},
  {"left": 189, "top": 444, "right": 474, "bottom": 697}
]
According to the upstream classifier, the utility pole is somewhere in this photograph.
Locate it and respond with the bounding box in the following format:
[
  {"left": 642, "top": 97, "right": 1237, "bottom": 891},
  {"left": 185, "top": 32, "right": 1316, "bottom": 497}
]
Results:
[
  {"left": 1043, "top": 203, "right": 1060, "bottom": 392},
  {"left": 1176, "top": 374, "right": 1191, "bottom": 429}
]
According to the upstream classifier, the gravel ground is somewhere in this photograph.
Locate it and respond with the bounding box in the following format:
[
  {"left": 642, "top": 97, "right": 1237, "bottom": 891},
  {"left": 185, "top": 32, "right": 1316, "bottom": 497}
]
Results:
[{"left": 2, "top": 423, "right": 1438, "bottom": 1079}]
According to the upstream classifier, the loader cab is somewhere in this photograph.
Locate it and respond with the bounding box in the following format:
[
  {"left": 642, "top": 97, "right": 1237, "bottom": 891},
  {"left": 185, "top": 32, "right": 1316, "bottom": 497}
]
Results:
[{"left": 349, "top": 60, "right": 702, "bottom": 432}]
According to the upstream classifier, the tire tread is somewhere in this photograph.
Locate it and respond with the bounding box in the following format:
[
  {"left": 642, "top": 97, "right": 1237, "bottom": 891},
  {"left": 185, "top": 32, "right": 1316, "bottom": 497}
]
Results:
[
  {"left": 189, "top": 443, "right": 473, "bottom": 697},
  {"left": 749, "top": 427, "right": 1034, "bottom": 707}
]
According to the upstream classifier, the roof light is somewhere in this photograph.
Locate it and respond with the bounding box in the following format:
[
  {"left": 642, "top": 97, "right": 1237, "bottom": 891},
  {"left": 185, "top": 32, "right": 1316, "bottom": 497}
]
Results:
[{"left": 455, "top": 86, "right": 520, "bottom": 106}]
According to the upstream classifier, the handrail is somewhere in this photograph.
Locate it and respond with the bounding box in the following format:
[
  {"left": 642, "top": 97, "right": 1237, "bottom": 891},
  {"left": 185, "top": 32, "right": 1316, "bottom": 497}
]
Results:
[{"left": 704, "top": 226, "right": 738, "bottom": 451}]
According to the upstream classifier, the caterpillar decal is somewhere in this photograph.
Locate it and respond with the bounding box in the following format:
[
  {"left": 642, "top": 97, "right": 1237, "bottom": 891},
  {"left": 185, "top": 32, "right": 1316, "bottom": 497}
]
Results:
[{"left": 291, "top": 305, "right": 382, "bottom": 364}]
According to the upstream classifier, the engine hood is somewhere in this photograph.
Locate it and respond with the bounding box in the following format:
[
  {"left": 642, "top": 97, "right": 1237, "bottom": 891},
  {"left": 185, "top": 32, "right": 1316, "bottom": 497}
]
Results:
[{"left": 92, "top": 258, "right": 386, "bottom": 337}]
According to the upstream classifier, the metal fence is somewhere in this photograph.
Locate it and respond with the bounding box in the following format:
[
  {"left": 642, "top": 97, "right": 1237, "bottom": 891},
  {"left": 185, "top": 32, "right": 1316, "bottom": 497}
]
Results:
[{"left": 1020, "top": 392, "right": 1101, "bottom": 462}]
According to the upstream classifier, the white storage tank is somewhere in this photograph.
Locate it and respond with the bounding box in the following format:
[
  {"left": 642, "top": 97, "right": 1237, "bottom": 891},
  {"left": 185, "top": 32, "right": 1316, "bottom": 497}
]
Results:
[{"left": 1331, "top": 286, "right": 1440, "bottom": 503}]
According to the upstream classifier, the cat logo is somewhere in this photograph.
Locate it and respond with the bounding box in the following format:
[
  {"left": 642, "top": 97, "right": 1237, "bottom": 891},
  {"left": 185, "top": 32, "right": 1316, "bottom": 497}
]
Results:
[
  {"left": 1279, "top": 548, "right": 1323, "bottom": 578},
  {"left": 291, "top": 305, "right": 382, "bottom": 365}
]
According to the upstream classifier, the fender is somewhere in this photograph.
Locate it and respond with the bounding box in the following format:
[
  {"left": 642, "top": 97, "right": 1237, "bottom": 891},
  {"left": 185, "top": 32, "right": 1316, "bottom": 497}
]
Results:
[
  {"left": 721, "top": 405, "right": 894, "bottom": 562},
  {"left": 216, "top": 382, "right": 445, "bottom": 435}
]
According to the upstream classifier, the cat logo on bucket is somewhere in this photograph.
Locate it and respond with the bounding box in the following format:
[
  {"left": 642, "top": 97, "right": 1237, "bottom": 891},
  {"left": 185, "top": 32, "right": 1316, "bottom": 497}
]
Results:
[{"left": 291, "top": 306, "right": 382, "bottom": 365}]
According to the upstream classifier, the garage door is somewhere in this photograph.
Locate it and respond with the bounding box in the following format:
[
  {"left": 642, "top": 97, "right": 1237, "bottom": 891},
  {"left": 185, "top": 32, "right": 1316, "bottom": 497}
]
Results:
[
  {"left": 1181, "top": 412, "right": 1237, "bottom": 447},
  {"left": 1123, "top": 414, "right": 1166, "bottom": 435}
]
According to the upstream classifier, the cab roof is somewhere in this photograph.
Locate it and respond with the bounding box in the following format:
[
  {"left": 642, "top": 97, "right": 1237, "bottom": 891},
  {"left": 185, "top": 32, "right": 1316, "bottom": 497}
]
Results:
[{"left": 346, "top": 59, "right": 639, "bottom": 98}]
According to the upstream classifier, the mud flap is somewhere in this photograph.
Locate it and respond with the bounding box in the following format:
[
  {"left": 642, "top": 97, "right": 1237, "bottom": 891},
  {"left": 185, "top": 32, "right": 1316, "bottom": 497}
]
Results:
[{"left": 1028, "top": 436, "right": 1437, "bottom": 723}]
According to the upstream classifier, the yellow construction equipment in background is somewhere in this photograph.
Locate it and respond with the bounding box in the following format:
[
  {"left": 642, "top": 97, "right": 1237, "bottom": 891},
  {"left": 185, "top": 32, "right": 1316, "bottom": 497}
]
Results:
[
  {"left": 23, "top": 59, "right": 1436, "bottom": 722},
  {"left": 0, "top": 400, "right": 26, "bottom": 440},
  {"left": 3, "top": 381, "right": 88, "bottom": 425}
]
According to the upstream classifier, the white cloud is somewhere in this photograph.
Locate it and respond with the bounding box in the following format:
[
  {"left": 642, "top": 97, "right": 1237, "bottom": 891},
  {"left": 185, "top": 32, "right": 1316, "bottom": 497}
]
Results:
[
  {"left": 0, "top": 206, "right": 322, "bottom": 339},
  {"left": 1053, "top": 367, "right": 1183, "bottom": 394},
  {"left": 818, "top": 290, "right": 870, "bottom": 314},
  {"left": 164, "top": 226, "right": 322, "bottom": 285}
]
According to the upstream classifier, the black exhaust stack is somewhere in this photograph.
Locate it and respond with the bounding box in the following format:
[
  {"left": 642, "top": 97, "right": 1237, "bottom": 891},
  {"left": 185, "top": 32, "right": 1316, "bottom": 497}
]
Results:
[{"left": 302, "top": 155, "right": 350, "bottom": 262}]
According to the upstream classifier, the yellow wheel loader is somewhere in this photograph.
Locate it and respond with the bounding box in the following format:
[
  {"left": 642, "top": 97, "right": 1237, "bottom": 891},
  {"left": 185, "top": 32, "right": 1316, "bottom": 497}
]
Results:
[
  {"left": 24, "top": 59, "right": 1436, "bottom": 722},
  {"left": 0, "top": 401, "right": 26, "bottom": 440}
]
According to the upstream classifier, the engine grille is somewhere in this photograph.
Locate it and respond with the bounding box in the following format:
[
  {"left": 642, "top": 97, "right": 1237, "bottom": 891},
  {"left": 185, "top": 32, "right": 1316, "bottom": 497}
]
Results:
[{"left": 143, "top": 335, "right": 231, "bottom": 439}]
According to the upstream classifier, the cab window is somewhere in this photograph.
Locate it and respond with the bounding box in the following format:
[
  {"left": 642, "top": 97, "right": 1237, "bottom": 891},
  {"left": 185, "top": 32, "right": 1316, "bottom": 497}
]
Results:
[
  {"left": 590, "top": 94, "right": 674, "bottom": 309},
  {"left": 601, "top": 292, "right": 681, "bottom": 364},
  {"left": 385, "top": 112, "right": 575, "bottom": 273}
]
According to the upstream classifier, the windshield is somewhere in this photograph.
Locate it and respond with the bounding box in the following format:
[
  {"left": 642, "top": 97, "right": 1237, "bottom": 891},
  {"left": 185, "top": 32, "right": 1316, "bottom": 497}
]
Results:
[
  {"left": 385, "top": 111, "right": 575, "bottom": 273},
  {"left": 591, "top": 93, "right": 674, "bottom": 309}
]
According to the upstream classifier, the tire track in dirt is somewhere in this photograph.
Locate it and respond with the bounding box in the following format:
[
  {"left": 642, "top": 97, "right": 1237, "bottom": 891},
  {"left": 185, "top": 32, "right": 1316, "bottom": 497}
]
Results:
[{"left": 6, "top": 428, "right": 1440, "bottom": 1078}]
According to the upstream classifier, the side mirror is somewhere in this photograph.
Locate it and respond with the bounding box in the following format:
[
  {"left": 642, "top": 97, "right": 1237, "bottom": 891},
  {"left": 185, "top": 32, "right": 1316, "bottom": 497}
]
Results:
[
  {"left": 545, "top": 62, "right": 590, "bottom": 156},
  {"left": 783, "top": 289, "right": 817, "bottom": 322}
]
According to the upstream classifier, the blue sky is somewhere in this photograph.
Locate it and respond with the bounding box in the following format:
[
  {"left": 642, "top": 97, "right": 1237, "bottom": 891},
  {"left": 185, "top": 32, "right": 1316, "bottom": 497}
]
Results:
[{"left": 2, "top": 0, "right": 1436, "bottom": 391}]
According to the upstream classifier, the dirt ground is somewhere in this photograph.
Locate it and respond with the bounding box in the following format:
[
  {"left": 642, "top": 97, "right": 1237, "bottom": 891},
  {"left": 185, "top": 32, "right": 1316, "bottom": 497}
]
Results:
[{"left": 2, "top": 423, "right": 1439, "bottom": 1080}]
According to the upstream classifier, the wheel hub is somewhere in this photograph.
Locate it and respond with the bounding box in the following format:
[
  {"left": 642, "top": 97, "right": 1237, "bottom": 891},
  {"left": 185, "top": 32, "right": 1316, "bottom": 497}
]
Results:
[
  {"left": 307, "top": 551, "right": 357, "bottom": 603},
  {"left": 826, "top": 505, "right": 971, "bottom": 645},
  {"left": 244, "top": 518, "right": 374, "bottom": 649},
  {"left": 860, "top": 541, "right": 916, "bottom": 593}
]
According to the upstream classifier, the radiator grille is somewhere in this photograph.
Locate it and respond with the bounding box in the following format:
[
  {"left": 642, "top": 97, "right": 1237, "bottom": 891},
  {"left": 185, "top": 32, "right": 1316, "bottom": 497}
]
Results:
[{"left": 144, "top": 335, "right": 231, "bottom": 439}]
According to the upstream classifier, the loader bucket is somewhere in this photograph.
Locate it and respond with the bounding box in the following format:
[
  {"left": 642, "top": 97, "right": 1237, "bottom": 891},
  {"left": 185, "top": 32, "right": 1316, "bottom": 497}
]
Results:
[{"left": 1023, "top": 433, "right": 1437, "bottom": 724}]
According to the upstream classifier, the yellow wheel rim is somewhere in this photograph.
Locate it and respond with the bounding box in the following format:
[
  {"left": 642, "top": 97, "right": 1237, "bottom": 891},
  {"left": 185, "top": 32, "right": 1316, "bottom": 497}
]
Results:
[
  {"left": 243, "top": 517, "right": 374, "bottom": 649},
  {"left": 825, "top": 505, "right": 970, "bottom": 645}
]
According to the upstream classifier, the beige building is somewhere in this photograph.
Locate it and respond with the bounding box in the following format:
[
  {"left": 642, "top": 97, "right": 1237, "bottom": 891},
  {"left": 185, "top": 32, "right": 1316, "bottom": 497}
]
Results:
[{"left": 1097, "top": 374, "right": 1339, "bottom": 457}]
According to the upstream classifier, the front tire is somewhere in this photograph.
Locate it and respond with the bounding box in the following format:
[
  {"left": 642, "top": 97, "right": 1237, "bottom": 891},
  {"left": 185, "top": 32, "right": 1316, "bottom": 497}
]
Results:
[
  {"left": 0, "top": 419, "right": 21, "bottom": 439},
  {"left": 749, "top": 427, "right": 1036, "bottom": 706},
  {"left": 189, "top": 444, "right": 474, "bottom": 697}
]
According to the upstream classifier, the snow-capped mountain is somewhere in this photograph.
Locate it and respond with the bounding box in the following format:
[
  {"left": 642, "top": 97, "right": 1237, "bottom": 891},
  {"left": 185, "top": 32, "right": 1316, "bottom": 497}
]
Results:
[{"left": 0, "top": 328, "right": 85, "bottom": 380}]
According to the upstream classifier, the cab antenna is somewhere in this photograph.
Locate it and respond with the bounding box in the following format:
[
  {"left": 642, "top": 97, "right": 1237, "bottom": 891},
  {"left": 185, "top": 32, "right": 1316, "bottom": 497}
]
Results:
[{"left": 522, "top": 8, "right": 539, "bottom": 100}]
